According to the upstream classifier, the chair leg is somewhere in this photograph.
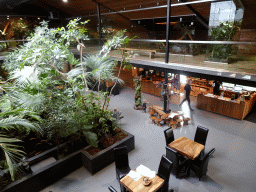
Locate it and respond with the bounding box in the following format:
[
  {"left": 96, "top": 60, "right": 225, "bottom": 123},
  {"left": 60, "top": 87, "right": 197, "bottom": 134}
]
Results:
[
  {"left": 199, "top": 174, "right": 205, "bottom": 181},
  {"left": 187, "top": 163, "right": 190, "bottom": 177},
  {"left": 120, "top": 184, "right": 127, "bottom": 192}
]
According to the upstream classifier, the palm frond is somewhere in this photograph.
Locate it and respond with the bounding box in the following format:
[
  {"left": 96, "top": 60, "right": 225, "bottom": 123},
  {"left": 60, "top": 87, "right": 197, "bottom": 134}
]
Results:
[
  {"left": 112, "top": 77, "right": 125, "bottom": 86},
  {"left": 17, "top": 93, "right": 46, "bottom": 112},
  {"left": 0, "top": 116, "right": 38, "bottom": 133},
  {"left": 0, "top": 134, "right": 25, "bottom": 180},
  {"left": 10, "top": 66, "right": 40, "bottom": 86}
]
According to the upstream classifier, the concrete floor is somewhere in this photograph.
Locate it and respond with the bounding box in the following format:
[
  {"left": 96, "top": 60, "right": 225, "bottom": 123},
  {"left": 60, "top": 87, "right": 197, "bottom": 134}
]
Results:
[
  {"left": 41, "top": 87, "right": 256, "bottom": 192},
  {"left": 70, "top": 46, "right": 256, "bottom": 75}
]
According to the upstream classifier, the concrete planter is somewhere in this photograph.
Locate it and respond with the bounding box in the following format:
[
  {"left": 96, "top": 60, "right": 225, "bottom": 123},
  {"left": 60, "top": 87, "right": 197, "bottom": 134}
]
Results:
[
  {"left": 1, "top": 148, "right": 83, "bottom": 192},
  {"left": 1, "top": 129, "right": 134, "bottom": 191},
  {"left": 81, "top": 129, "right": 135, "bottom": 175}
]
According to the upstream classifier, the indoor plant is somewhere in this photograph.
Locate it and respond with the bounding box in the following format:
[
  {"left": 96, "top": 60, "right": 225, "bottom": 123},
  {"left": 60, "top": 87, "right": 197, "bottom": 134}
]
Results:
[
  {"left": 205, "top": 21, "right": 241, "bottom": 63},
  {"left": 1, "top": 18, "right": 134, "bottom": 188}
]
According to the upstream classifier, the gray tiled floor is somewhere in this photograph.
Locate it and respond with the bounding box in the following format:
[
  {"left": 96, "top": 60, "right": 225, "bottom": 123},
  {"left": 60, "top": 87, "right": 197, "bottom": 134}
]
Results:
[{"left": 41, "top": 87, "right": 256, "bottom": 192}]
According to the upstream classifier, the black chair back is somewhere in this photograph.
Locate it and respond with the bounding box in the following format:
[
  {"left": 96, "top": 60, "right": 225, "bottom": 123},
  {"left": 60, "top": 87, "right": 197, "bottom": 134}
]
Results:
[
  {"left": 164, "top": 128, "right": 174, "bottom": 146},
  {"left": 114, "top": 146, "right": 129, "bottom": 169},
  {"left": 157, "top": 155, "right": 173, "bottom": 192},
  {"left": 165, "top": 146, "right": 179, "bottom": 176},
  {"left": 108, "top": 186, "right": 118, "bottom": 192},
  {"left": 200, "top": 148, "right": 215, "bottom": 176},
  {"left": 194, "top": 125, "right": 209, "bottom": 146}
]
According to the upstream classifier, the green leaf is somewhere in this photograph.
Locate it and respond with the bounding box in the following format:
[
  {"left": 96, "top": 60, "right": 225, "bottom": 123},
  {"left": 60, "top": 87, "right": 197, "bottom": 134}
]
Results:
[
  {"left": 19, "top": 63, "right": 24, "bottom": 70},
  {"left": 40, "top": 73, "right": 49, "bottom": 78},
  {"left": 83, "top": 131, "right": 98, "bottom": 147},
  {"left": 83, "top": 125, "right": 94, "bottom": 130},
  {"left": 99, "top": 117, "right": 106, "bottom": 123}
]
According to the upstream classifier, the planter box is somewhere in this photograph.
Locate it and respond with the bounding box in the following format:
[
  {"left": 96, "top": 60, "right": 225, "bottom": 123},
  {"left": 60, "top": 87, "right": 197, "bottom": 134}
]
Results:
[
  {"left": 81, "top": 129, "right": 135, "bottom": 175},
  {"left": 1, "top": 140, "right": 88, "bottom": 192},
  {"left": 1, "top": 151, "right": 83, "bottom": 192},
  {"left": 1, "top": 129, "right": 134, "bottom": 191}
]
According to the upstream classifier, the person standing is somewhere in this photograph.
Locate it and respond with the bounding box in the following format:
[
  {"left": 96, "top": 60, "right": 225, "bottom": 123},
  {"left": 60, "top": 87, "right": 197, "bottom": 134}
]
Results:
[
  {"left": 173, "top": 74, "right": 180, "bottom": 93},
  {"left": 213, "top": 80, "right": 223, "bottom": 95},
  {"left": 179, "top": 79, "right": 195, "bottom": 111},
  {"left": 142, "top": 99, "right": 149, "bottom": 113}
]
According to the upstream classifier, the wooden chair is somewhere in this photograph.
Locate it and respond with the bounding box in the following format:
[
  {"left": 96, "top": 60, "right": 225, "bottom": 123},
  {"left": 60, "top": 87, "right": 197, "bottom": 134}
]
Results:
[
  {"left": 183, "top": 117, "right": 191, "bottom": 125},
  {"left": 156, "top": 117, "right": 162, "bottom": 126},
  {"left": 149, "top": 110, "right": 155, "bottom": 117},
  {"left": 161, "top": 114, "right": 169, "bottom": 125},
  {"left": 176, "top": 119, "right": 182, "bottom": 128},
  {"left": 173, "top": 115, "right": 179, "bottom": 121},
  {"left": 169, "top": 120, "right": 177, "bottom": 129},
  {"left": 150, "top": 116, "right": 156, "bottom": 124}
]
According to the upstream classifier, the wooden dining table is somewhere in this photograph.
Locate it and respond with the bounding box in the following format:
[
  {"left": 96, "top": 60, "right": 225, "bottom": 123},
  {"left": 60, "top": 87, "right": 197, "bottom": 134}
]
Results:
[
  {"left": 120, "top": 169, "right": 164, "bottom": 192},
  {"left": 152, "top": 105, "right": 167, "bottom": 117},
  {"left": 168, "top": 136, "right": 204, "bottom": 160}
]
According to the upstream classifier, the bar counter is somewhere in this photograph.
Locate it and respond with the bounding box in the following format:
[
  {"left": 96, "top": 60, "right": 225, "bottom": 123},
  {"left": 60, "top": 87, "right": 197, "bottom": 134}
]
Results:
[
  {"left": 196, "top": 93, "right": 256, "bottom": 120},
  {"left": 141, "top": 80, "right": 161, "bottom": 97}
]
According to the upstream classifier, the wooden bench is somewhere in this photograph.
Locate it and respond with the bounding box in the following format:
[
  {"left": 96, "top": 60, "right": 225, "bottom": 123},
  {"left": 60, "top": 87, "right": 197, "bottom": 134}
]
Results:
[{"left": 120, "top": 48, "right": 157, "bottom": 59}]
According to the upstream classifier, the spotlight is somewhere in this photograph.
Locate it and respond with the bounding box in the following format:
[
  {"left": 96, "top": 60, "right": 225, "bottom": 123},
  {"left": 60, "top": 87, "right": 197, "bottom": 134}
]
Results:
[{"left": 63, "top": 0, "right": 68, "bottom": 2}]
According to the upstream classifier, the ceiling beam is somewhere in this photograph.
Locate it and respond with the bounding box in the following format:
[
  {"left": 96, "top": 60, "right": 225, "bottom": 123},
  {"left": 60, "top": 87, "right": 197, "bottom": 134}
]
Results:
[
  {"left": 180, "top": 0, "right": 209, "bottom": 29},
  {"left": 0, "top": 0, "right": 32, "bottom": 8},
  {"left": 13, "top": 0, "right": 32, "bottom": 6},
  {"left": 81, "top": 0, "right": 225, "bottom": 17},
  {"left": 91, "top": 0, "right": 135, "bottom": 24},
  {"left": 233, "top": 0, "right": 244, "bottom": 10},
  {"left": 130, "top": 14, "right": 197, "bottom": 21}
]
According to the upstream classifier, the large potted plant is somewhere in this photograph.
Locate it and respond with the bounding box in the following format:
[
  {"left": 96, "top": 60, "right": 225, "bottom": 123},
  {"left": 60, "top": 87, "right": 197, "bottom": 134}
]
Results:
[{"left": 0, "top": 18, "right": 135, "bottom": 190}]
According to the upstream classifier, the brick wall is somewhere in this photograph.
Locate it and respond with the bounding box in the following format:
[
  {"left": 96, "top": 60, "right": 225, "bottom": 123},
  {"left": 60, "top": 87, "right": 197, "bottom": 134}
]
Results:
[{"left": 237, "top": 29, "right": 256, "bottom": 56}]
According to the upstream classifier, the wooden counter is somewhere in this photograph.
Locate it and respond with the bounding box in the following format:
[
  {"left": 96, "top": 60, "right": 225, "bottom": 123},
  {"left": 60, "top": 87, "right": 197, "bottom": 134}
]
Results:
[
  {"left": 141, "top": 80, "right": 161, "bottom": 97},
  {"left": 196, "top": 93, "right": 256, "bottom": 120}
]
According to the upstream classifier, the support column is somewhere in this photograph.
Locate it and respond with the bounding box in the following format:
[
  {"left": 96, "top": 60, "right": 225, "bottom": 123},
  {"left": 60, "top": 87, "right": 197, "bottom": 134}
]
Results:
[
  {"left": 163, "top": 69, "right": 170, "bottom": 112},
  {"left": 164, "top": 0, "right": 171, "bottom": 112},
  {"left": 165, "top": 0, "right": 171, "bottom": 63},
  {"left": 97, "top": 3, "right": 102, "bottom": 44}
]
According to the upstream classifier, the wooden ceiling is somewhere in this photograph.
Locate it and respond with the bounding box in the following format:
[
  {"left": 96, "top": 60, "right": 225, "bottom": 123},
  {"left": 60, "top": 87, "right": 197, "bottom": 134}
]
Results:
[
  {"left": 1, "top": 0, "right": 256, "bottom": 29},
  {"left": 240, "top": 0, "right": 256, "bottom": 29},
  {"left": 31, "top": 0, "right": 211, "bottom": 21}
]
